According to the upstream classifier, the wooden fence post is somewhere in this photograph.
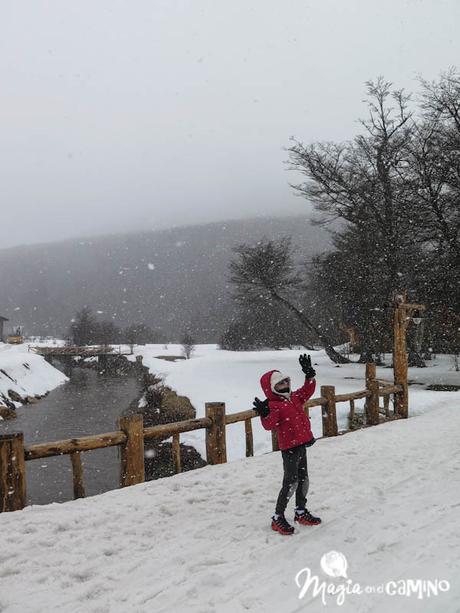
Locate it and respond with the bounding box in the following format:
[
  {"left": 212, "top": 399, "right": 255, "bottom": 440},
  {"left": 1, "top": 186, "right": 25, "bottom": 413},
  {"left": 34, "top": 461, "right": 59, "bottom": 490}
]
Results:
[
  {"left": 118, "top": 414, "right": 145, "bottom": 487},
  {"left": 393, "top": 300, "right": 409, "bottom": 418},
  {"left": 0, "top": 433, "right": 26, "bottom": 512},
  {"left": 172, "top": 433, "right": 181, "bottom": 474},
  {"left": 205, "top": 403, "right": 227, "bottom": 464},
  {"left": 321, "top": 386, "right": 338, "bottom": 436},
  {"left": 70, "top": 451, "right": 85, "bottom": 499},
  {"left": 271, "top": 429, "right": 279, "bottom": 452},
  {"left": 383, "top": 394, "right": 390, "bottom": 417},
  {"left": 365, "top": 363, "right": 380, "bottom": 426},
  {"left": 244, "top": 419, "right": 254, "bottom": 457},
  {"left": 348, "top": 399, "right": 355, "bottom": 429}
]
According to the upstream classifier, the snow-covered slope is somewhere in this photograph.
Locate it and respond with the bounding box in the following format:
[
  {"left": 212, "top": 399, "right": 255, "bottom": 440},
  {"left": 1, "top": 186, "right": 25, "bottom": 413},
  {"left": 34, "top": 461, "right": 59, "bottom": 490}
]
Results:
[
  {"left": 0, "top": 343, "right": 68, "bottom": 408},
  {"left": 1, "top": 403, "right": 459, "bottom": 612}
]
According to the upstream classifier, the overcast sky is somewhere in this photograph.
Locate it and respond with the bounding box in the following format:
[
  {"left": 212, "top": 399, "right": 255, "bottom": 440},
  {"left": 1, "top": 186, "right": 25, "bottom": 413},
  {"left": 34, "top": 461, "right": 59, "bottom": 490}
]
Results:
[{"left": 1, "top": 0, "right": 459, "bottom": 248}]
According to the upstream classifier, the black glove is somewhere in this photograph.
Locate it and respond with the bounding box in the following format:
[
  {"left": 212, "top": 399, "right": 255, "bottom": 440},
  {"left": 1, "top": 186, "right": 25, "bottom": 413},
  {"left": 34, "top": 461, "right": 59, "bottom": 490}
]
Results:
[
  {"left": 305, "top": 436, "right": 316, "bottom": 447},
  {"left": 299, "top": 354, "right": 316, "bottom": 379},
  {"left": 252, "top": 397, "right": 270, "bottom": 418}
]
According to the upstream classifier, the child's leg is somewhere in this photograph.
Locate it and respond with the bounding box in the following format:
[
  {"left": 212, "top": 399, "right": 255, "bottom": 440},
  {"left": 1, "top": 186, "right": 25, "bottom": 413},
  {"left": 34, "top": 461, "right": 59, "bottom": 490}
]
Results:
[
  {"left": 275, "top": 446, "right": 302, "bottom": 516},
  {"left": 295, "top": 445, "right": 309, "bottom": 510}
]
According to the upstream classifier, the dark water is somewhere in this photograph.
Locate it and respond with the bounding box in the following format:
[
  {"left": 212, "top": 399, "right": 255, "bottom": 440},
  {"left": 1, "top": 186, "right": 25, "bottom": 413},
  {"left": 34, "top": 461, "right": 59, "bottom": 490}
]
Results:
[{"left": 0, "top": 367, "right": 141, "bottom": 506}]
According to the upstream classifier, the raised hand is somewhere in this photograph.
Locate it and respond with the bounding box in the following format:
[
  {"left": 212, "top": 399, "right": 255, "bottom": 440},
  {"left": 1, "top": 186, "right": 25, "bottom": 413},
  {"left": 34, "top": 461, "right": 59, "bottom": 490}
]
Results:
[
  {"left": 299, "top": 354, "right": 316, "bottom": 379},
  {"left": 252, "top": 397, "right": 270, "bottom": 418}
]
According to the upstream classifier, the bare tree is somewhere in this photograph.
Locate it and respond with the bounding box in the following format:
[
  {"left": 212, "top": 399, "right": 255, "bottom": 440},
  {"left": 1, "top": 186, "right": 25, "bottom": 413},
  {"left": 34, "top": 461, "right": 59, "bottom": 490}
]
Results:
[
  {"left": 123, "top": 323, "right": 164, "bottom": 345},
  {"left": 70, "top": 307, "right": 98, "bottom": 345},
  {"left": 287, "top": 78, "right": 422, "bottom": 358},
  {"left": 230, "top": 238, "right": 350, "bottom": 364},
  {"left": 288, "top": 77, "right": 414, "bottom": 298},
  {"left": 286, "top": 73, "right": 460, "bottom": 361},
  {"left": 415, "top": 69, "right": 460, "bottom": 261}
]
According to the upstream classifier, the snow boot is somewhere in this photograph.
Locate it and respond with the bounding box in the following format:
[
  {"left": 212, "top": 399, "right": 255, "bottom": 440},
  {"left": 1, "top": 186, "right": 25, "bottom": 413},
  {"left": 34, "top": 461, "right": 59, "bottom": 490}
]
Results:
[
  {"left": 271, "top": 514, "right": 295, "bottom": 535},
  {"left": 294, "top": 508, "right": 322, "bottom": 526}
]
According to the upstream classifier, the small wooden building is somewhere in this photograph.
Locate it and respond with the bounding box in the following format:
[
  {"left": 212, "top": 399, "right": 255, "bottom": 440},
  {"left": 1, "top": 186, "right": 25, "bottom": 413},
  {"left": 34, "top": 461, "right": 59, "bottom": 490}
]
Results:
[{"left": 0, "top": 316, "right": 8, "bottom": 342}]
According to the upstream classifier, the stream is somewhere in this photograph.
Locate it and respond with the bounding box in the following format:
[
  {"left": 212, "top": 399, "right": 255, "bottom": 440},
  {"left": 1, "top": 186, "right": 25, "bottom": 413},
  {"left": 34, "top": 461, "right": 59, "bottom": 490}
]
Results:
[{"left": 0, "top": 366, "right": 141, "bottom": 506}]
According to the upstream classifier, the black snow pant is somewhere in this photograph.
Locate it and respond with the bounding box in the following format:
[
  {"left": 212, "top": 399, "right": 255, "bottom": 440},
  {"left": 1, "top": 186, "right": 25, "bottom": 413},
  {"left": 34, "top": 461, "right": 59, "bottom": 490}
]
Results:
[{"left": 275, "top": 443, "right": 309, "bottom": 516}]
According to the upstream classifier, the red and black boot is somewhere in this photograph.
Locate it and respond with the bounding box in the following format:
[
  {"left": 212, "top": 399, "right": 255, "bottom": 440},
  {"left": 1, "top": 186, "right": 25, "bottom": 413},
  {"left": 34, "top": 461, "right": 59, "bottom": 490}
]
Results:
[
  {"left": 294, "top": 508, "right": 322, "bottom": 526},
  {"left": 271, "top": 514, "right": 295, "bottom": 535}
]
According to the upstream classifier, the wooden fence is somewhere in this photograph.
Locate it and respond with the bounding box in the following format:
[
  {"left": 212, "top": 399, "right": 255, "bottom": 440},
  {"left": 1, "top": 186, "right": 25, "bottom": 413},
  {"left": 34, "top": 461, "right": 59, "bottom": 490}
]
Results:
[{"left": 0, "top": 364, "right": 403, "bottom": 513}]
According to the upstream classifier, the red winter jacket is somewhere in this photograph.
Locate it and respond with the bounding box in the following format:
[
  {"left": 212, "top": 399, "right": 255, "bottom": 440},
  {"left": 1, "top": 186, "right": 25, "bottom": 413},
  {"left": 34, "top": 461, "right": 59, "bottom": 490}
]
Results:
[{"left": 259, "top": 370, "right": 316, "bottom": 450}]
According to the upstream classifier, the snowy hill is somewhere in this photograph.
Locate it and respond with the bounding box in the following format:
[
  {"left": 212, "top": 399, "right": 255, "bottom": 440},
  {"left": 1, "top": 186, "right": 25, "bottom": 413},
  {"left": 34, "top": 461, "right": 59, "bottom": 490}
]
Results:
[
  {"left": 0, "top": 215, "right": 329, "bottom": 340},
  {"left": 1, "top": 402, "right": 459, "bottom": 612}
]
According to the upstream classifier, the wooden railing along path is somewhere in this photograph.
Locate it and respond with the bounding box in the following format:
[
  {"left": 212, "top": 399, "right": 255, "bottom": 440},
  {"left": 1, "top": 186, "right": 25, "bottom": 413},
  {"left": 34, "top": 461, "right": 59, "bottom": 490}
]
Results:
[{"left": 0, "top": 363, "right": 403, "bottom": 513}]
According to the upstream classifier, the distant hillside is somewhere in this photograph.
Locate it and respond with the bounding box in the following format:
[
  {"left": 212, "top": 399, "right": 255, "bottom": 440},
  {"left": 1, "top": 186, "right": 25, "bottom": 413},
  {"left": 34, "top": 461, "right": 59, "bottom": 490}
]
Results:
[{"left": 0, "top": 216, "right": 330, "bottom": 341}]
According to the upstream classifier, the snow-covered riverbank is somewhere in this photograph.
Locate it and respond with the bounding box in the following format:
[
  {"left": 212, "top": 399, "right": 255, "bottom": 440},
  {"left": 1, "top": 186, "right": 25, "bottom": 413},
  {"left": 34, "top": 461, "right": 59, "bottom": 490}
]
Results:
[{"left": 0, "top": 343, "right": 68, "bottom": 411}]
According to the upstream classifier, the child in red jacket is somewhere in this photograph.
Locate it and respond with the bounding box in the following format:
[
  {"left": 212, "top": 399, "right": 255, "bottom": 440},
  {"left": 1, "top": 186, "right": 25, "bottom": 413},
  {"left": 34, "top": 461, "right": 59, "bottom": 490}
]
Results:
[{"left": 253, "top": 354, "right": 321, "bottom": 535}]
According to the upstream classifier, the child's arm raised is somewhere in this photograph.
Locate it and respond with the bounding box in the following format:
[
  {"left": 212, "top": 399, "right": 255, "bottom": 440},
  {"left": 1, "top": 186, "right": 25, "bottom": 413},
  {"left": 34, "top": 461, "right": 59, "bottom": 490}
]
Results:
[
  {"left": 292, "top": 377, "right": 316, "bottom": 404},
  {"left": 294, "top": 354, "right": 317, "bottom": 403}
]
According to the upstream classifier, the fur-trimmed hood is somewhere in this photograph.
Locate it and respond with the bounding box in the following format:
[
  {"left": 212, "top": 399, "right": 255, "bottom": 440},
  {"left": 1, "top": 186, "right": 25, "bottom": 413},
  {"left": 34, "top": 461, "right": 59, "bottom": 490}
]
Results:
[{"left": 260, "top": 370, "right": 291, "bottom": 400}]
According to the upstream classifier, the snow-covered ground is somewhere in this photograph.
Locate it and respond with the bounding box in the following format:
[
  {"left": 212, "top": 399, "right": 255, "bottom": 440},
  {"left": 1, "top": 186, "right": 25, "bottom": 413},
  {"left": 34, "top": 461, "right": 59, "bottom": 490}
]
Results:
[
  {"left": 128, "top": 344, "right": 459, "bottom": 460},
  {"left": 0, "top": 342, "right": 68, "bottom": 409},
  {"left": 0, "top": 342, "right": 458, "bottom": 610},
  {"left": 1, "top": 401, "right": 459, "bottom": 613}
]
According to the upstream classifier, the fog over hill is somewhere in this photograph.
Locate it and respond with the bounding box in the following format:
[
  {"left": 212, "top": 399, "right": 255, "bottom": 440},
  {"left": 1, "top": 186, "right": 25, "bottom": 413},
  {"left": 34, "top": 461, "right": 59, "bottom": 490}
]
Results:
[{"left": 0, "top": 216, "right": 330, "bottom": 341}]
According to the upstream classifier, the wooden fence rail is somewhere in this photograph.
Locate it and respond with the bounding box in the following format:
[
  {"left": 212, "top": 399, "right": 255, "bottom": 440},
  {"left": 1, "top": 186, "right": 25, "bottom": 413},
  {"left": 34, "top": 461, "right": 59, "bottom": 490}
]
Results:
[
  {"left": 24, "top": 431, "right": 126, "bottom": 460},
  {"left": 0, "top": 364, "right": 403, "bottom": 513}
]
